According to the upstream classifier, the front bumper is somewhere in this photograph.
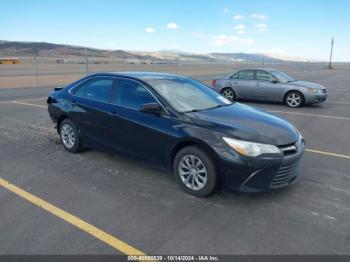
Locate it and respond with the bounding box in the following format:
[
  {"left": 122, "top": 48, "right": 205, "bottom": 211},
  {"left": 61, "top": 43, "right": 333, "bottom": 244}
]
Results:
[
  {"left": 304, "top": 92, "right": 328, "bottom": 104},
  {"left": 217, "top": 141, "right": 305, "bottom": 192}
]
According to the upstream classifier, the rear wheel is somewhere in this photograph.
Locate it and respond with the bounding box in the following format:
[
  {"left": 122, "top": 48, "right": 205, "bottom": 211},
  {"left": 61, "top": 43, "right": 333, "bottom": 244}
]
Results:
[
  {"left": 221, "top": 88, "right": 236, "bottom": 101},
  {"left": 173, "top": 146, "right": 218, "bottom": 197},
  {"left": 285, "top": 91, "right": 304, "bottom": 107},
  {"left": 59, "top": 118, "right": 82, "bottom": 153}
]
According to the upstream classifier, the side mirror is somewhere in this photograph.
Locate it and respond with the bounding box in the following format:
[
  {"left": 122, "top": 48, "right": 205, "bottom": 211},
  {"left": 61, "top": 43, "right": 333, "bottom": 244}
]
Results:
[{"left": 139, "top": 103, "right": 162, "bottom": 116}]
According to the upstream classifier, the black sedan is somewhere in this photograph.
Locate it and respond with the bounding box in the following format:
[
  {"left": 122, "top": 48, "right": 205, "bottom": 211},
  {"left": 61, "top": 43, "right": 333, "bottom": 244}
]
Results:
[{"left": 47, "top": 72, "right": 305, "bottom": 197}]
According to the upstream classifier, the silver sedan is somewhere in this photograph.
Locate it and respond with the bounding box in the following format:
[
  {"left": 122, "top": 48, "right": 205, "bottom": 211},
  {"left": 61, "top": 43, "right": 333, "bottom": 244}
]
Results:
[{"left": 211, "top": 68, "right": 328, "bottom": 107}]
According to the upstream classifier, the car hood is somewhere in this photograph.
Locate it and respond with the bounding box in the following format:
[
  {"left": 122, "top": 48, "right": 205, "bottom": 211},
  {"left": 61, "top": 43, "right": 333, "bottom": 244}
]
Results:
[
  {"left": 289, "top": 80, "right": 324, "bottom": 89},
  {"left": 185, "top": 103, "right": 299, "bottom": 145}
]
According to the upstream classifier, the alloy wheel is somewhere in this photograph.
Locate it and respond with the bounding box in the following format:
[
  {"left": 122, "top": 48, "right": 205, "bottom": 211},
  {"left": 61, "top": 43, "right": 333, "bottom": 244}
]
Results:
[
  {"left": 178, "top": 154, "right": 208, "bottom": 191},
  {"left": 61, "top": 123, "right": 76, "bottom": 149},
  {"left": 287, "top": 92, "right": 302, "bottom": 107},
  {"left": 222, "top": 89, "right": 235, "bottom": 101}
]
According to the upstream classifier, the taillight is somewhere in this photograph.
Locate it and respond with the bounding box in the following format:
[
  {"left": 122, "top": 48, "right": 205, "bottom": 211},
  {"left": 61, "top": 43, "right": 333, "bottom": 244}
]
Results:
[
  {"left": 212, "top": 79, "right": 217, "bottom": 86},
  {"left": 47, "top": 96, "right": 57, "bottom": 104}
]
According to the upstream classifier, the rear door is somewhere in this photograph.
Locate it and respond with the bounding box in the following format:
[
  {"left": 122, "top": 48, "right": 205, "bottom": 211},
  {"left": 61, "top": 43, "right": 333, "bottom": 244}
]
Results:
[
  {"left": 69, "top": 77, "right": 116, "bottom": 147},
  {"left": 230, "top": 70, "right": 256, "bottom": 99},
  {"left": 107, "top": 78, "right": 174, "bottom": 165}
]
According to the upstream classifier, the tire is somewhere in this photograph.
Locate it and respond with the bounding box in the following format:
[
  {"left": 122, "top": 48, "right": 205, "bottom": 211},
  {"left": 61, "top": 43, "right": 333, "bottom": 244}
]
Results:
[
  {"left": 284, "top": 91, "right": 304, "bottom": 108},
  {"left": 173, "top": 146, "right": 218, "bottom": 197},
  {"left": 59, "top": 118, "right": 82, "bottom": 153},
  {"left": 221, "top": 88, "right": 236, "bottom": 102}
]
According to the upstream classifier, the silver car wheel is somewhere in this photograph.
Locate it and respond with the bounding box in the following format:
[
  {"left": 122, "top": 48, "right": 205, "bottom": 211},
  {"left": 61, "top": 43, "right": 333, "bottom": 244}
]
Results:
[
  {"left": 222, "top": 89, "right": 234, "bottom": 101},
  {"left": 61, "top": 123, "right": 76, "bottom": 149},
  {"left": 287, "top": 93, "right": 302, "bottom": 107},
  {"left": 178, "top": 154, "right": 208, "bottom": 191}
]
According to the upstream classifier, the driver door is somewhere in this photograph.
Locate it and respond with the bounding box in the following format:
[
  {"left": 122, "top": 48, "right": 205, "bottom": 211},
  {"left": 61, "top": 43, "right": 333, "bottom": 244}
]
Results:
[
  {"left": 254, "top": 70, "right": 284, "bottom": 101},
  {"left": 107, "top": 78, "right": 174, "bottom": 165}
]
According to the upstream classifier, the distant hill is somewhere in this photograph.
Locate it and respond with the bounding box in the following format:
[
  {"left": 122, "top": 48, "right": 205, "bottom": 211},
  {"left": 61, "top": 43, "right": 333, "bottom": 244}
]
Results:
[
  {"left": 210, "top": 52, "right": 283, "bottom": 63},
  {"left": 0, "top": 40, "right": 303, "bottom": 63}
]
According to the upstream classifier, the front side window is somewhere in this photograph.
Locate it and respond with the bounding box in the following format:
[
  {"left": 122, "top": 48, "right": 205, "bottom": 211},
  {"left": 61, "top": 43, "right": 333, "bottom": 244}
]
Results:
[
  {"left": 256, "top": 70, "right": 275, "bottom": 82},
  {"left": 271, "top": 71, "right": 295, "bottom": 83},
  {"left": 73, "top": 78, "right": 114, "bottom": 103},
  {"left": 145, "top": 77, "right": 232, "bottom": 113},
  {"left": 238, "top": 70, "right": 254, "bottom": 80},
  {"left": 114, "top": 79, "right": 156, "bottom": 110}
]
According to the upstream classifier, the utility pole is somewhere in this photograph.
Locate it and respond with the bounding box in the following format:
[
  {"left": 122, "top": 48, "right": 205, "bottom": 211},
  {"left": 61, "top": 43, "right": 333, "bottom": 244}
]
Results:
[
  {"left": 328, "top": 37, "right": 334, "bottom": 69},
  {"left": 85, "top": 47, "right": 89, "bottom": 75},
  {"left": 33, "top": 50, "right": 39, "bottom": 88}
]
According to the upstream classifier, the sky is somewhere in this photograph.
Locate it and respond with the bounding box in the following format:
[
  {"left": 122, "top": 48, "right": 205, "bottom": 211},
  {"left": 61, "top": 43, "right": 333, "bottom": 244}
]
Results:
[{"left": 1, "top": 0, "right": 349, "bottom": 61}]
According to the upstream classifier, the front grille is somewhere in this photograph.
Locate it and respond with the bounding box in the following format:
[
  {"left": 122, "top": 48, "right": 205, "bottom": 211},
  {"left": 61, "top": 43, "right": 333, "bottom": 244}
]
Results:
[
  {"left": 271, "top": 161, "right": 300, "bottom": 188},
  {"left": 278, "top": 142, "right": 298, "bottom": 155}
]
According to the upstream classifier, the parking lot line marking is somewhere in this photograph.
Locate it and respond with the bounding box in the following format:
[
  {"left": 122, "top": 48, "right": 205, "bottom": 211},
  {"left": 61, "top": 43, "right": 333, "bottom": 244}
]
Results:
[
  {"left": 18, "top": 97, "right": 47, "bottom": 101},
  {"left": 0, "top": 177, "right": 146, "bottom": 256},
  {"left": 269, "top": 110, "right": 350, "bottom": 121},
  {"left": 306, "top": 149, "right": 350, "bottom": 160},
  {"left": 327, "top": 101, "right": 350, "bottom": 105},
  {"left": 12, "top": 101, "right": 47, "bottom": 108}
]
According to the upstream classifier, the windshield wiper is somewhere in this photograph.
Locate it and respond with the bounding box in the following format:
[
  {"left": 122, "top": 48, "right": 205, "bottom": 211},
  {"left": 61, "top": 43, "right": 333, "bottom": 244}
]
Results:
[{"left": 184, "top": 104, "right": 229, "bottom": 113}]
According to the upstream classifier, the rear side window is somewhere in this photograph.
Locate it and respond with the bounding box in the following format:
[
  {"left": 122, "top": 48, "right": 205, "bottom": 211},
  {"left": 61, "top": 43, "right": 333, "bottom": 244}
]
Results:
[
  {"left": 114, "top": 79, "right": 156, "bottom": 110},
  {"left": 73, "top": 78, "right": 114, "bottom": 103},
  {"left": 256, "top": 70, "right": 275, "bottom": 81},
  {"left": 237, "top": 70, "right": 254, "bottom": 80},
  {"left": 230, "top": 72, "right": 239, "bottom": 79}
]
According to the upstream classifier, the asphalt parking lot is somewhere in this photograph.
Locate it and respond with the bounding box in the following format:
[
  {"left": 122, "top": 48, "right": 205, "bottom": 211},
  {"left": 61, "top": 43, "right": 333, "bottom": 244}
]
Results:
[{"left": 0, "top": 67, "right": 349, "bottom": 255}]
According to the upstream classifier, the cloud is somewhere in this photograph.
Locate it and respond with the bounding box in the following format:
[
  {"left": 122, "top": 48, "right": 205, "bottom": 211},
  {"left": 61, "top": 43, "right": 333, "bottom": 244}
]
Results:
[
  {"left": 145, "top": 27, "right": 156, "bottom": 33},
  {"left": 233, "top": 15, "right": 245, "bottom": 20},
  {"left": 213, "top": 34, "right": 254, "bottom": 46},
  {"left": 234, "top": 24, "right": 246, "bottom": 30},
  {"left": 236, "top": 30, "right": 246, "bottom": 35},
  {"left": 255, "top": 23, "right": 268, "bottom": 32},
  {"left": 251, "top": 13, "right": 268, "bottom": 19},
  {"left": 224, "top": 8, "right": 230, "bottom": 13},
  {"left": 192, "top": 31, "right": 205, "bottom": 37},
  {"left": 167, "top": 22, "right": 179, "bottom": 29}
]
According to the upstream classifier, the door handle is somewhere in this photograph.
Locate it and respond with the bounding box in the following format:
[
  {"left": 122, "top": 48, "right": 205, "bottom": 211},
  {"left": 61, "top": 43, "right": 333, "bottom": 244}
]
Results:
[
  {"left": 233, "top": 82, "right": 238, "bottom": 85},
  {"left": 256, "top": 83, "right": 260, "bottom": 86},
  {"left": 71, "top": 100, "right": 77, "bottom": 107}
]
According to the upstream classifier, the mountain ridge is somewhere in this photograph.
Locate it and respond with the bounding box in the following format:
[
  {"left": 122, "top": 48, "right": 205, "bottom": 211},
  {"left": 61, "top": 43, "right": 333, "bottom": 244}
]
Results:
[{"left": 0, "top": 40, "right": 309, "bottom": 63}]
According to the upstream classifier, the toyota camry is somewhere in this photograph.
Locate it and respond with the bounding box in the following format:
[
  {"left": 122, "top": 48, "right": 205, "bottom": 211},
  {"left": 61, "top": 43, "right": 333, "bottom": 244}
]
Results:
[{"left": 47, "top": 72, "right": 305, "bottom": 197}]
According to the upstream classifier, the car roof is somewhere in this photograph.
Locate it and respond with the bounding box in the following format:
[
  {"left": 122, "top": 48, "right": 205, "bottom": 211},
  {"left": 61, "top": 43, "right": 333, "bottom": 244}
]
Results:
[
  {"left": 234, "top": 68, "right": 278, "bottom": 72},
  {"left": 88, "top": 71, "right": 188, "bottom": 81}
]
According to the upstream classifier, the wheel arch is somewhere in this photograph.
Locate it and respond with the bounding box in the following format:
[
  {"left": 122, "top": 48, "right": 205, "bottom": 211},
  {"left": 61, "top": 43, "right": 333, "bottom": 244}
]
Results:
[
  {"left": 168, "top": 138, "right": 220, "bottom": 172},
  {"left": 56, "top": 114, "right": 69, "bottom": 133},
  {"left": 283, "top": 89, "right": 305, "bottom": 103}
]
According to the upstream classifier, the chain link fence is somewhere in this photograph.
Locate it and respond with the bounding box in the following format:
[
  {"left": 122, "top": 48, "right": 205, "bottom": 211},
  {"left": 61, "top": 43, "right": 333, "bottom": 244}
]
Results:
[{"left": 0, "top": 54, "right": 342, "bottom": 89}]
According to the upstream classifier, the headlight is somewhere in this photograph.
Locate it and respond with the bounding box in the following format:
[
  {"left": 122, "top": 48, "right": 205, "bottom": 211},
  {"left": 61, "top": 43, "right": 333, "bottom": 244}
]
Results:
[
  {"left": 309, "top": 88, "right": 322, "bottom": 94},
  {"left": 223, "top": 137, "right": 281, "bottom": 157}
]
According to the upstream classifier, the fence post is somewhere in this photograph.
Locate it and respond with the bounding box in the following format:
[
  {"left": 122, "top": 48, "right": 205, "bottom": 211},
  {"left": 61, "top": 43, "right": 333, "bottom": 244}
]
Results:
[{"left": 85, "top": 47, "right": 89, "bottom": 75}]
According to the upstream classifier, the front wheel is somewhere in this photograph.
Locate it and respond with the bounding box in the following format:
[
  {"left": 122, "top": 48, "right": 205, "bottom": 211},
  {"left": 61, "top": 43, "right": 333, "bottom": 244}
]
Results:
[
  {"left": 59, "top": 118, "right": 82, "bottom": 153},
  {"left": 285, "top": 91, "right": 304, "bottom": 107},
  {"left": 173, "top": 146, "right": 218, "bottom": 197}
]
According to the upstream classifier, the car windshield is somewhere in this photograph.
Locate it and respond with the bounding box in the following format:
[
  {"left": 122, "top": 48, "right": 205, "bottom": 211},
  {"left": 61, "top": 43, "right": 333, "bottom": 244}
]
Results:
[
  {"left": 271, "top": 71, "right": 295, "bottom": 83},
  {"left": 145, "top": 77, "right": 232, "bottom": 113}
]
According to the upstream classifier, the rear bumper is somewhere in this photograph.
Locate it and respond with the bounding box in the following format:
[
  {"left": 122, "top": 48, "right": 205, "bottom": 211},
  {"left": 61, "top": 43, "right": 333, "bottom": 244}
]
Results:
[{"left": 217, "top": 142, "right": 305, "bottom": 192}]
